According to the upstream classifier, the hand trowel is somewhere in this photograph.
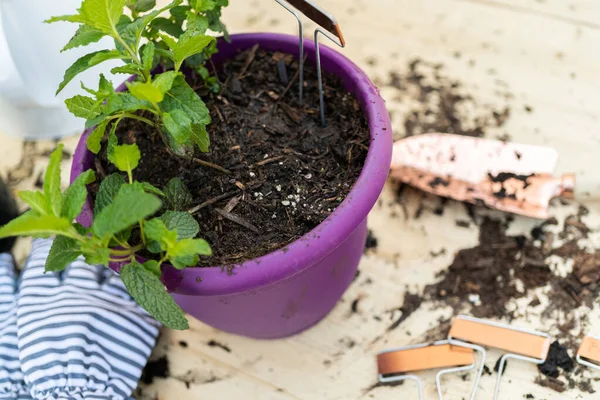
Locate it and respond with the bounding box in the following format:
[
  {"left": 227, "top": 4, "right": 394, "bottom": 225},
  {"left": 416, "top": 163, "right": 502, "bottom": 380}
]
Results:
[{"left": 390, "top": 133, "right": 575, "bottom": 219}]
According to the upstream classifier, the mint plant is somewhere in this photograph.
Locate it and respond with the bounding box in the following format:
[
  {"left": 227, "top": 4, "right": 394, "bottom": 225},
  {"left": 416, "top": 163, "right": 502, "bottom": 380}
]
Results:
[
  {"left": 50, "top": 0, "right": 228, "bottom": 158},
  {"left": 0, "top": 145, "right": 211, "bottom": 329}
]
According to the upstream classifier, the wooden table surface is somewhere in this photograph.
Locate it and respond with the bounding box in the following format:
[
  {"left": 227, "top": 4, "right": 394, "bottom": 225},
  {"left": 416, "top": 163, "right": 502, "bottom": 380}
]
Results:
[{"left": 2, "top": 0, "right": 600, "bottom": 399}]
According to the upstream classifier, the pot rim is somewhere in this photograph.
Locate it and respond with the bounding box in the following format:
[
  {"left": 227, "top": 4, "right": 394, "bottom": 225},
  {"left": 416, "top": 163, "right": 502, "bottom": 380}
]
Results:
[{"left": 71, "top": 32, "right": 392, "bottom": 296}]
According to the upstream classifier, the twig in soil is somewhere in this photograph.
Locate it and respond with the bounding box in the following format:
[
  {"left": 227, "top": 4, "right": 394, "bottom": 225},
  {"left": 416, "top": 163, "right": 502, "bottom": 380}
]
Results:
[
  {"left": 188, "top": 190, "right": 240, "bottom": 214},
  {"left": 192, "top": 158, "right": 232, "bottom": 175},
  {"left": 256, "top": 155, "right": 285, "bottom": 166},
  {"left": 276, "top": 63, "right": 301, "bottom": 103},
  {"left": 214, "top": 106, "right": 225, "bottom": 123},
  {"left": 188, "top": 184, "right": 262, "bottom": 215},
  {"left": 238, "top": 44, "right": 259, "bottom": 78},
  {"left": 215, "top": 208, "right": 259, "bottom": 234},
  {"left": 223, "top": 196, "right": 241, "bottom": 213}
]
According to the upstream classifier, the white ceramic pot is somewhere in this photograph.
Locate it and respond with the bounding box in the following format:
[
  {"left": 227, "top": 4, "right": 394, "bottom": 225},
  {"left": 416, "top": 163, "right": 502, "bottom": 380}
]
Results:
[{"left": 0, "top": 0, "right": 119, "bottom": 139}]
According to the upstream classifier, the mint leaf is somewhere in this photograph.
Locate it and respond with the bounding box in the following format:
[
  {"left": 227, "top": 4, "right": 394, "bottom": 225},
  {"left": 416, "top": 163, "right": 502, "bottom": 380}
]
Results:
[
  {"left": 45, "top": 145, "right": 64, "bottom": 217},
  {"left": 160, "top": 211, "right": 199, "bottom": 239},
  {"left": 133, "top": 0, "right": 156, "bottom": 12},
  {"left": 140, "top": 182, "right": 165, "bottom": 197},
  {"left": 163, "top": 109, "right": 193, "bottom": 155},
  {"left": 58, "top": 50, "right": 123, "bottom": 94},
  {"left": 46, "top": 236, "right": 81, "bottom": 272},
  {"left": 190, "top": 123, "right": 210, "bottom": 152},
  {"left": 0, "top": 211, "right": 75, "bottom": 239},
  {"left": 142, "top": 42, "right": 155, "bottom": 71},
  {"left": 62, "top": 24, "right": 105, "bottom": 52},
  {"left": 19, "top": 191, "right": 47, "bottom": 215},
  {"left": 109, "top": 144, "right": 141, "bottom": 174},
  {"left": 65, "top": 95, "right": 100, "bottom": 119},
  {"left": 160, "top": 76, "right": 210, "bottom": 126},
  {"left": 87, "top": 119, "right": 109, "bottom": 154},
  {"left": 92, "top": 190, "right": 161, "bottom": 239},
  {"left": 143, "top": 260, "right": 162, "bottom": 276},
  {"left": 144, "top": 218, "right": 177, "bottom": 252},
  {"left": 127, "top": 81, "right": 163, "bottom": 104},
  {"left": 121, "top": 261, "right": 189, "bottom": 330},
  {"left": 171, "top": 31, "right": 214, "bottom": 70},
  {"left": 111, "top": 64, "right": 142, "bottom": 75},
  {"left": 94, "top": 173, "right": 125, "bottom": 215},
  {"left": 152, "top": 71, "right": 179, "bottom": 94},
  {"left": 186, "top": 12, "right": 208, "bottom": 33},
  {"left": 79, "top": 0, "right": 128, "bottom": 35},
  {"left": 150, "top": 18, "right": 184, "bottom": 38},
  {"left": 168, "top": 238, "right": 211, "bottom": 269},
  {"left": 81, "top": 239, "right": 111, "bottom": 265},
  {"left": 164, "top": 178, "right": 192, "bottom": 211},
  {"left": 105, "top": 92, "right": 154, "bottom": 114},
  {"left": 122, "top": 0, "right": 184, "bottom": 45},
  {"left": 63, "top": 170, "right": 96, "bottom": 221},
  {"left": 107, "top": 122, "right": 119, "bottom": 162}
]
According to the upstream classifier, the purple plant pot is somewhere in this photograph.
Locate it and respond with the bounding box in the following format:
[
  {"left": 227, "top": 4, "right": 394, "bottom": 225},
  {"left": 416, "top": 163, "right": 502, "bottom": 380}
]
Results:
[{"left": 71, "top": 33, "right": 392, "bottom": 339}]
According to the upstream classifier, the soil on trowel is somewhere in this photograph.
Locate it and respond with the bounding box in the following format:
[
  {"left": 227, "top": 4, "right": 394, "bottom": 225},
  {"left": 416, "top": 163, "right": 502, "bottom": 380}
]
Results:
[
  {"left": 424, "top": 218, "right": 551, "bottom": 319},
  {"left": 92, "top": 46, "right": 370, "bottom": 267}
]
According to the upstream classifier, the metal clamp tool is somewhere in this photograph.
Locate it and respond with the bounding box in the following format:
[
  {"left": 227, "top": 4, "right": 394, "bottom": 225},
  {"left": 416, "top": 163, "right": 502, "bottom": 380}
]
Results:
[
  {"left": 377, "top": 340, "right": 483, "bottom": 399},
  {"left": 448, "top": 315, "right": 551, "bottom": 400}
]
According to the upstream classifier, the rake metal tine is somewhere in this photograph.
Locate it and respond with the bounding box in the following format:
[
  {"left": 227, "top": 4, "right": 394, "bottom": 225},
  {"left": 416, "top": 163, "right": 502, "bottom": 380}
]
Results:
[
  {"left": 274, "top": 0, "right": 304, "bottom": 105},
  {"left": 314, "top": 27, "right": 343, "bottom": 127}
]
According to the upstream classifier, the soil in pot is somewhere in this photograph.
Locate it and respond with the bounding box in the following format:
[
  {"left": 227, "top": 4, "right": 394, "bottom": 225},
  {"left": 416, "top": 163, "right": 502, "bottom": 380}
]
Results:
[{"left": 91, "top": 46, "right": 370, "bottom": 267}]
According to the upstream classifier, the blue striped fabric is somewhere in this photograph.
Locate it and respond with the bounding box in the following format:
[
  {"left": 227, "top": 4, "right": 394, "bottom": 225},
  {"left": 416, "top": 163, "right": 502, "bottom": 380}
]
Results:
[
  {"left": 0, "top": 253, "right": 31, "bottom": 400},
  {"left": 17, "top": 239, "right": 161, "bottom": 400}
]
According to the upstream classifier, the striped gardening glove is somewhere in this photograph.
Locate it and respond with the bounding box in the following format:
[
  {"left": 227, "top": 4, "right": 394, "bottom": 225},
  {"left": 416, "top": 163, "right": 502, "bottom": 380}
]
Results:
[
  {"left": 0, "top": 253, "right": 31, "bottom": 400},
  {"left": 17, "top": 239, "right": 161, "bottom": 400}
]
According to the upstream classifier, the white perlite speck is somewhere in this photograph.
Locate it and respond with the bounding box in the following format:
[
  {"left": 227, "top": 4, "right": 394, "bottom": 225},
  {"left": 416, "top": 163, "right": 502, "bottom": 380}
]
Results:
[
  {"left": 281, "top": 200, "right": 290, "bottom": 206},
  {"left": 468, "top": 294, "right": 481, "bottom": 306}
]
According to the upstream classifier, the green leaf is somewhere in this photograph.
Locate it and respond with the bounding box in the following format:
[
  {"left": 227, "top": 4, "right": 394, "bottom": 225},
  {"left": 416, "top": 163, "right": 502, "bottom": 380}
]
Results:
[
  {"left": 46, "top": 236, "right": 81, "bottom": 272},
  {"left": 172, "top": 31, "right": 214, "bottom": 70},
  {"left": 190, "top": 123, "right": 210, "bottom": 152},
  {"left": 127, "top": 81, "right": 164, "bottom": 104},
  {"left": 164, "top": 178, "right": 192, "bottom": 211},
  {"left": 121, "top": 0, "right": 184, "bottom": 45},
  {"left": 121, "top": 261, "right": 189, "bottom": 330},
  {"left": 63, "top": 170, "right": 96, "bottom": 222},
  {"left": 143, "top": 260, "right": 162, "bottom": 276},
  {"left": 163, "top": 109, "right": 192, "bottom": 144},
  {"left": 160, "top": 211, "right": 199, "bottom": 239},
  {"left": 44, "top": 145, "right": 64, "bottom": 217},
  {"left": 57, "top": 50, "right": 123, "bottom": 94},
  {"left": 159, "top": 34, "right": 177, "bottom": 50},
  {"left": 105, "top": 92, "right": 154, "bottom": 114},
  {"left": 168, "top": 238, "right": 211, "bottom": 269},
  {"left": 0, "top": 211, "right": 75, "bottom": 239},
  {"left": 186, "top": 12, "right": 209, "bottom": 33},
  {"left": 94, "top": 173, "right": 125, "bottom": 215},
  {"left": 133, "top": 0, "right": 156, "bottom": 12},
  {"left": 46, "top": 15, "right": 86, "bottom": 24},
  {"left": 111, "top": 64, "right": 142, "bottom": 75},
  {"left": 150, "top": 18, "right": 184, "bottom": 38},
  {"left": 142, "top": 42, "right": 155, "bottom": 71},
  {"left": 79, "top": 0, "right": 128, "bottom": 35},
  {"left": 81, "top": 239, "right": 111, "bottom": 265},
  {"left": 152, "top": 71, "right": 179, "bottom": 94},
  {"left": 91, "top": 190, "right": 161, "bottom": 239},
  {"left": 19, "top": 191, "right": 47, "bottom": 215},
  {"left": 160, "top": 76, "right": 210, "bottom": 125},
  {"left": 140, "top": 182, "right": 165, "bottom": 197},
  {"left": 65, "top": 95, "right": 100, "bottom": 119},
  {"left": 144, "top": 217, "right": 177, "bottom": 253},
  {"left": 62, "top": 24, "right": 105, "bottom": 52},
  {"left": 87, "top": 119, "right": 109, "bottom": 154},
  {"left": 107, "top": 122, "right": 119, "bottom": 162},
  {"left": 109, "top": 144, "right": 141, "bottom": 174}
]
